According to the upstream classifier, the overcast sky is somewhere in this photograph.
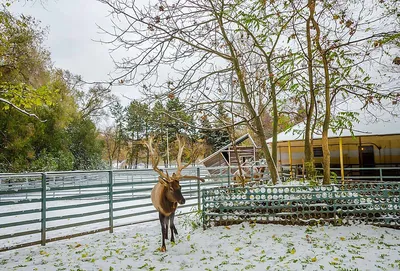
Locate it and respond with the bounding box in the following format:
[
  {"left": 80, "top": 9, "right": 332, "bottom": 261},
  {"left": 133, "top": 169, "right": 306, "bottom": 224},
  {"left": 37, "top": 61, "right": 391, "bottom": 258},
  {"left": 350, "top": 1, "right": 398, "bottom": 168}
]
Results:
[{"left": 10, "top": 0, "right": 140, "bottom": 105}]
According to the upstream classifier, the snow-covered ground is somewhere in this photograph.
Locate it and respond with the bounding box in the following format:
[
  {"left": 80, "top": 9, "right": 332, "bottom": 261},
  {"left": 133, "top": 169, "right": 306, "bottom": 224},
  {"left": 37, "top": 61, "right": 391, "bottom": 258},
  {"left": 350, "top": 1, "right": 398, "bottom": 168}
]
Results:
[
  {"left": 0, "top": 198, "right": 200, "bottom": 250},
  {"left": 1, "top": 172, "right": 399, "bottom": 270},
  {"left": 0, "top": 169, "right": 222, "bottom": 250},
  {"left": 1, "top": 215, "right": 399, "bottom": 271}
]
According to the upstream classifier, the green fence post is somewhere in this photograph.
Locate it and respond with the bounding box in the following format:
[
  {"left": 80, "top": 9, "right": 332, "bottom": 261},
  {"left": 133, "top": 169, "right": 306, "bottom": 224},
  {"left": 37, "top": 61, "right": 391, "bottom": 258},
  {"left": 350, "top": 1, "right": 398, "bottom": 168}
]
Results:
[
  {"left": 379, "top": 168, "right": 383, "bottom": 182},
  {"left": 197, "top": 167, "right": 201, "bottom": 211},
  {"left": 41, "top": 172, "right": 47, "bottom": 246},
  {"left": 108, "top": 170, "right": 114, "bottom": 233},
  {"left": 202, "top": 189, "right": 206, "bottom": 230}
]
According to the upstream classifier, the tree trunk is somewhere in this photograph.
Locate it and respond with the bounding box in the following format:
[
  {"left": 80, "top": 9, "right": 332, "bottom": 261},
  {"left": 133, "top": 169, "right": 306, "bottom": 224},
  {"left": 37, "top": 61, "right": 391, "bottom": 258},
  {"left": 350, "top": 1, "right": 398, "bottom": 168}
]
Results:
[
  {"left": 146, "top": 148, "right": 149, "bottom": 168},
  {"left": 236, "top": 69, "right": 279, "bottom": 184},
  {"left": 134, "top": 148, "right": 139, "bottom": 168},
  {"left": 145, "top": 127, "right": 149, "bottom": 168},
  {"left": 129, "top": 140, "right": 135, "bottom": 169},
  {"left": 309, "top": 0, "right": 331, "bottom": 184},
  {"left": 228, "top": 128, "right": 246, "bottom": 187},
  {"left": 304, "top": 0, "right": 316, "bottom": 178},
  {"left": 267, "top": 61, "right": 278, "bottom": 165},
  {"left": 215, "top": 7, "right": 279, "bottom": 184},
  {"left": 321, "top": 116, "right": 330, "bottom": 184},
  {"left": 116, "top": 144, "right": 120, "bottom": 169}
]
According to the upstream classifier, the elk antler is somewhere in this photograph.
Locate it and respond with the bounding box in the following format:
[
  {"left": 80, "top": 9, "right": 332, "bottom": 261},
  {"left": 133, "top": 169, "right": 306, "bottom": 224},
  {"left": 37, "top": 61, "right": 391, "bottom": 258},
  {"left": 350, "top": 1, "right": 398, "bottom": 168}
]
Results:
[
  {"left": 175, "top": 135, "right": 193, "bottom": 178},
  {"left": 179, "top": 175, "right": 205, "bottom": 182},
  {"left": 144, "top": 134, "right": 205, "bottom": 183},
  {"left": 174, "top": 134, "right": 205, "bottom": 182},
  {"left": 143, "top": 135, "right": 168, "bottom": 180}
]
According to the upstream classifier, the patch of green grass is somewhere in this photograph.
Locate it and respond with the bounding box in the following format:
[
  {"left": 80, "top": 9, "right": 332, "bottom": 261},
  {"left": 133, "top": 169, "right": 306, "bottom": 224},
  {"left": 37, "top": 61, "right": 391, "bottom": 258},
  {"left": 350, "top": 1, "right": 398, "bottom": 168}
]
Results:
[
  {"left": 305, "top": 226, "right": 316, "bottom": 234},
  {"left": 379, "top": 253, "right": 388, "bottom": 259}
]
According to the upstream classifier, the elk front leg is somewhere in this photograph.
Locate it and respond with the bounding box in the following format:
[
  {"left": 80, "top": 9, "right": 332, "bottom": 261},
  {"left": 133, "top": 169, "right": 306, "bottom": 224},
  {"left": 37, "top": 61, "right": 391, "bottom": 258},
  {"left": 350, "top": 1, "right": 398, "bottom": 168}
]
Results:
[
  {"left": 165, "top": 214, "right": 169, "bottom": 240},
  {"left": 159, "top": 212, "right": 168, "bottom": 252},
  {"left": 169, "top": 211, "right": 178, "bottom": 243}
]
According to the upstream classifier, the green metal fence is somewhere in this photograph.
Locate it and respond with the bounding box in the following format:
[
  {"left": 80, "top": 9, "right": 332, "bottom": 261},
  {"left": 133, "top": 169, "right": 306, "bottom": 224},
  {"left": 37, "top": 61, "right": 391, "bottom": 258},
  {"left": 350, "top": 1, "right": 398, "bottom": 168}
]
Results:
[
  {"left": 202, "top": 182, "right": 400, "bottom": 229},
  {"left": 0, "top": 167, "right": 229, "bottom": 252},
  {"left": 2, "top": 166, "right": 400, "bottom": 252}
]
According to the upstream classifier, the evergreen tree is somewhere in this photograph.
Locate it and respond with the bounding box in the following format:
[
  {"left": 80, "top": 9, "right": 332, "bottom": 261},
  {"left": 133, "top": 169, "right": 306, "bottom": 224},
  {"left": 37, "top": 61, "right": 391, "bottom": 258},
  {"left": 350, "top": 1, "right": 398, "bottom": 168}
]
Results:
[
  {"left": 214, "top": 104, "right": 231, "bottom": 151},
  {"left": 126, "top": 100, "right": 149, "bottom": 168}
]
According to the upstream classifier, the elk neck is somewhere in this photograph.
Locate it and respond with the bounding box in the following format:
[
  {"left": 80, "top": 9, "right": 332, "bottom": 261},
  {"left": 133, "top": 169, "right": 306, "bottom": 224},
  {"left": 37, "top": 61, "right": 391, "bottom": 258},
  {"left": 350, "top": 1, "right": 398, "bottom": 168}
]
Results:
[{"left": 152, "top": 183, "right": 178, "bottom": 217}]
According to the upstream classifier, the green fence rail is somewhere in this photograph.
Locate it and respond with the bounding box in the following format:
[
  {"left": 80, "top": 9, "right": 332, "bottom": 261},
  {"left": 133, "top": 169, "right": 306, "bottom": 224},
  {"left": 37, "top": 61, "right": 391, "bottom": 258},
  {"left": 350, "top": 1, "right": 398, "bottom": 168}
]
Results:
[
  {"left": 202, "top": 182, "right": 400, "bottom": 229},
  {"left": 0, "top": 167, "right": 230, "bottom": 252},
  {"left": 286, "top": 166, "right": 400, "bottom": 181}
]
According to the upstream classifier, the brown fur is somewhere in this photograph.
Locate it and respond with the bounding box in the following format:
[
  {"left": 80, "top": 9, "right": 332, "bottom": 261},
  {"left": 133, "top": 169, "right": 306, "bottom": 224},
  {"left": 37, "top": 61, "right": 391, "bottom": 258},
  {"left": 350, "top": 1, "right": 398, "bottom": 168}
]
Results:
[
  {"left": 150, "top": 177, "right": 185, "bottom": 252},
  {"left": 151, "top": 183, "right": 178, "bottom": 217}
]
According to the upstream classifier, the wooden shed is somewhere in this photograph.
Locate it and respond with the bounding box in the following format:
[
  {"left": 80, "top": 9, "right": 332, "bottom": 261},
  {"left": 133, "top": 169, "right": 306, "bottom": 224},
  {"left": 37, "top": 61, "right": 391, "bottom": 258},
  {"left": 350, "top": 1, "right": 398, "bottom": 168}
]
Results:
[{"left": 200, "top": 134, "right": 259, "bottom": 175}]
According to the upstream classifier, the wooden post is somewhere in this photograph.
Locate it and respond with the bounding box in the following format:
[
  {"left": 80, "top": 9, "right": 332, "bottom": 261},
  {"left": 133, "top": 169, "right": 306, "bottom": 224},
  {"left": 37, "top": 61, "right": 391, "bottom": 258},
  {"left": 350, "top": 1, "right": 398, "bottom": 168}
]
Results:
[
  {"left": 339, "top": 137, "right": 344, "bottom": 183},
  {"left": 288, "top": 141, "right": 292, "bottom": 178}
]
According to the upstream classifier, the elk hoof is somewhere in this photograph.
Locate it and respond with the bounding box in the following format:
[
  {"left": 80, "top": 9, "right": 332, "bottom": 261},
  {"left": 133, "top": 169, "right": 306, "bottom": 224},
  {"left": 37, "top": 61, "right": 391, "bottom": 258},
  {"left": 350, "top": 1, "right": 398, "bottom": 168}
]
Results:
[{"left": 160, "top": 246, "right": 166, "bottom": 252}]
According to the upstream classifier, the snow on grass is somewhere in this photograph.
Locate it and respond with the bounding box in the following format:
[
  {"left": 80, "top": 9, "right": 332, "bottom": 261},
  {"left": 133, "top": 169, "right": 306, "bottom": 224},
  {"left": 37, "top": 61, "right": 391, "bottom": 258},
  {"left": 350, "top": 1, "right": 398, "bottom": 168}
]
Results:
[
  {"left": 1, "top": 216, "right": 399, "bottom": 271},
  {"left": 0, "top": 199, "right": 203, "bottom": 250}
]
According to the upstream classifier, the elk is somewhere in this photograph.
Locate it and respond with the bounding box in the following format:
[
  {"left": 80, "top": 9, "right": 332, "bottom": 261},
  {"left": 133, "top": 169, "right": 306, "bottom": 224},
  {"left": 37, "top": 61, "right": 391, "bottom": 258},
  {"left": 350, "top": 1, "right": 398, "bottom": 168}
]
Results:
[{"left": 144, "top": 135, "right": 204, "bottom": 252}]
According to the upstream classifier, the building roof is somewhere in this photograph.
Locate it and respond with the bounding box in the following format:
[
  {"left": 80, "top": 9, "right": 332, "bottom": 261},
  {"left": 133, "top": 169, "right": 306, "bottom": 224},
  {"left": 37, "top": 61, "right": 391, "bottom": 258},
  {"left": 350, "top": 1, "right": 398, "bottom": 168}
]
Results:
[{"left": 267, "top": 108, "right": 400, "bottom": 143}]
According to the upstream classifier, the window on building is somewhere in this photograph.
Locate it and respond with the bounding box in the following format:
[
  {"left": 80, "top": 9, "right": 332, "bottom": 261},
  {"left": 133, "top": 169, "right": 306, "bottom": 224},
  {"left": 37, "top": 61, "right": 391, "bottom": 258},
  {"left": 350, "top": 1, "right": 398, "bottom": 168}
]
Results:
[
  {"left": 221, "top": 151, "right": 229, "bottom": 162},
  {"left": 313, "top": 147, "right": 323, "bottom": 157}
]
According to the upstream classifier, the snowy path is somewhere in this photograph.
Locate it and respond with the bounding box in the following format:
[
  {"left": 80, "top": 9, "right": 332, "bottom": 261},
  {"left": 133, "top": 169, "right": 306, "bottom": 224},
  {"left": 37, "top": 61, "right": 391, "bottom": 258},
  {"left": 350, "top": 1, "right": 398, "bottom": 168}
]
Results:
[{"left": 1, "top": 217, "right": 399, "bottom": 271}]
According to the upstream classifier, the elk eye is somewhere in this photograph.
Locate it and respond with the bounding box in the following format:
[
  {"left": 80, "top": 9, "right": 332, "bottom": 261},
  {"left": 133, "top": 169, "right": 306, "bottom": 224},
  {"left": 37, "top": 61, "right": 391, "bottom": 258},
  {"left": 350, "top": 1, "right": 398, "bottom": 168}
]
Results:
[{"left": 169, "top": 187, "right": 174, "bottom": 191}]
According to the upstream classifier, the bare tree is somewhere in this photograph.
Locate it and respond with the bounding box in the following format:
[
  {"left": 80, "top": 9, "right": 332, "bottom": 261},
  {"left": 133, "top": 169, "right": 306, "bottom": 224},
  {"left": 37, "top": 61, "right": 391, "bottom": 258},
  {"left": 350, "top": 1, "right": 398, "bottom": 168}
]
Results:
[
  {"left": 102, "top": 126, "right": 119, "bottom": 168},
  {"left": 96, "top": 0, "right": 309, "bottom": 184},
  {"left": 295, "top": 0, "right": 399, "bottom": 184},
  {"left": 97, "top": 0, "right": 399, "bottom": 185}
]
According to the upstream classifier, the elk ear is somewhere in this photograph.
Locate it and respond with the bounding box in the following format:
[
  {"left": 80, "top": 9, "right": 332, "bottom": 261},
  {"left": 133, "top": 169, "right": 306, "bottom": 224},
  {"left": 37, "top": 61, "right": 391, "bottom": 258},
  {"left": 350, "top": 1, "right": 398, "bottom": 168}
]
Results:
[
  {"left": 158, "top": 177, "right": 170, "bottom": 187},
  {"left": 171, "top": 173, "right": 179, "bottom": 182}
]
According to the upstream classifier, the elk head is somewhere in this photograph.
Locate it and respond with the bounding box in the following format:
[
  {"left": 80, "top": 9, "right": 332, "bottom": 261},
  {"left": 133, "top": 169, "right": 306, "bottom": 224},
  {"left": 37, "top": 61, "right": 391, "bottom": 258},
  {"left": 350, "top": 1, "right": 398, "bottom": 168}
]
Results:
[
  {"left": 144, "top": 134, "right": 205, "bottom": 185},
  {"left": 143, "top": 135, "right": 185, "bottom": 204},
  {"left": 157, "top": 171, "right": 185, "bottom": 204}
]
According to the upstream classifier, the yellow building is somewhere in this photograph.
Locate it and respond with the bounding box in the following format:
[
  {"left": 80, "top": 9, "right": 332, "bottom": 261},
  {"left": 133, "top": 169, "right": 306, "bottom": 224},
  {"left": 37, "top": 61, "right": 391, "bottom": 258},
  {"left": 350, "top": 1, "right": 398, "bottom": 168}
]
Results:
[{"left": 269, "top": 111, "right": 400, "bottom": 181}]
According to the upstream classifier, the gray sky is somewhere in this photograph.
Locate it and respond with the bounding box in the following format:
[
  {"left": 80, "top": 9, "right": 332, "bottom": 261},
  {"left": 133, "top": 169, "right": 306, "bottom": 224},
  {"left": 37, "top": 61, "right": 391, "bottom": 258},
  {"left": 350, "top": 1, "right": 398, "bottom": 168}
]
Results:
[{"left": 10, "top": 0, "right": 141, "bottom": 105}]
